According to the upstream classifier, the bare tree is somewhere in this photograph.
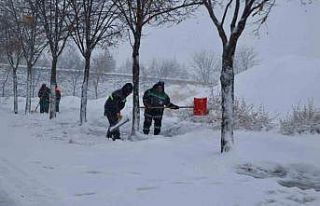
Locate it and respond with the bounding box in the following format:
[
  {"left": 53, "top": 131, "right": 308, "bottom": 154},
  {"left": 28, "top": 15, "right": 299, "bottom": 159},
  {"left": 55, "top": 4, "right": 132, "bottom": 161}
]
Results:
[
  {"left": 117, "top": 58, "right": 131, "bottom": 73},
  {"left": 7, "top": 41, "right": 23, "bottom": 114},
  {"left": 22, "top": 1, "right": 47, "bottom": 114},
  {"left": 200, "top": 0, "right": 275, "bottom": 152},
  {"left": 33, "top": 54, "right": 51, "bottom": 97},
  {"left": 4, "top": 0, "right": 47, "bottom": 114},
  {"left": 0, "top": 5, "right": 23, "bottom": 114},
  {"left": 32, "top": 67, "right": 43, "bottom": 97},
  {"left": 147, "top": 58, "right": 187, "bottom": 79},
  {"left": 67, "top": 0, "right": 122, "bottom": 124},
  {"left": 113, "top": 0, "right": 201, "bottom": 136},
  {"left": 0, "top": 66, "right": 10, "bottom": 97},
  {"left": 191, "top": 50, "right": 220, "bottom": 84},
  {"left": 36, "top": 0, "right": 71, "bottom": 119},
  {"left": 91, "top": 48, "right": 116, "bottom": 99},
  {"left": 58, "top": 44, "right": 84, "bottom": 96},
  {"left": 234, "top": 46, "right": 259, "bottom": 74},
  {"left": 0, "top": 39, "right": 10, "bottom": 97}
]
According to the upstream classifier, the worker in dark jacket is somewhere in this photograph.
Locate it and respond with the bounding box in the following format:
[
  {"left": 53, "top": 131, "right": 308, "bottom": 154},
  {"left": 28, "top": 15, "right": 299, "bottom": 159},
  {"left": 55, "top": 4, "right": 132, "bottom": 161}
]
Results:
[
  {"left": 104, "top": 83, "right": 133, "bottom": 140},
  {"left": 38, "top": 83, "right": 50, "bottom": 113},
  {"left": 55, "top": 85, "right": 62, "bottom": 113},
  {"left": 143, "top": 81, "right": 179, "bottom": 135}
]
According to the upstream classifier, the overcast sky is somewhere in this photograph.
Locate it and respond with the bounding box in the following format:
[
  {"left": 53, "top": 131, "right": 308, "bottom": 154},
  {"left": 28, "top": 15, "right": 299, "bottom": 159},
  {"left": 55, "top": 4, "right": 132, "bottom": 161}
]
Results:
[{"left": 111, "top": 1, "right": 320, "bottom": 67}]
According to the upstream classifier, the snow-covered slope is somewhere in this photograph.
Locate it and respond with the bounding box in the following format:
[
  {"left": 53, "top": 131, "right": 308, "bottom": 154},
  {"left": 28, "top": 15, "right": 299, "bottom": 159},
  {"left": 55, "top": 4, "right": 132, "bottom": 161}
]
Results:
[{"left": 234, "top": 55, "right": 320, "bottom": 115}]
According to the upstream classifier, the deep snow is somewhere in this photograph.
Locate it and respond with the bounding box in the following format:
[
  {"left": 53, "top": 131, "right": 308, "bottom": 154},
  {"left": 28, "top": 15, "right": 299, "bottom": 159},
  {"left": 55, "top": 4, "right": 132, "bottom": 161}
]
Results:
[
  {"left": 0, "top": 92, "right": 320, "bottom": 206},
  {"left": 1, "top": 2, "right": 320, "bottom": 205},
  {"left": 211, "top": 55, "right": 320, "bottom": 117}
]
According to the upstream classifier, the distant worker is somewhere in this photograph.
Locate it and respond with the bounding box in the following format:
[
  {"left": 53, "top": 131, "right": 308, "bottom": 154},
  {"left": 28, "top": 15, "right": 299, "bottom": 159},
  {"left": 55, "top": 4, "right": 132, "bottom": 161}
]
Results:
[
  {"left": 55, "top": 85, "right": 62, "bottom": 113},
  {"left": 143, "top": 81, "right": 179, "bottom": 135},
  {"left": 104, "top": 83, "right": 133, "bottom": 141},
  {"left": 38, "top": 83, "right": 50, "bottom": 113}
]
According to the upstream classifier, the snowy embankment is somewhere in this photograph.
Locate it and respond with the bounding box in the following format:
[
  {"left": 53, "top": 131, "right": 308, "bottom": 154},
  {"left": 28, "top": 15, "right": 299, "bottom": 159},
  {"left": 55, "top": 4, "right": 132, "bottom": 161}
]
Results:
[
  {"left": 234, "top": 55, "right": 320, "bottom": 116},
  {"left": 1, "top": 93, "right": 320, "bottom": 205}
]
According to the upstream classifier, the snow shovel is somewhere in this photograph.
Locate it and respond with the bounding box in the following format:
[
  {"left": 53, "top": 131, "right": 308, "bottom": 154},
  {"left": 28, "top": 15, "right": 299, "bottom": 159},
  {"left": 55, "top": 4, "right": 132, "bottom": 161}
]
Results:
[
  {"left": 108, "top": 116, "right": 130, "bottom": 133},
  {"left": 139, "top": 97, "right": 208, "bottom": 116},
  {"left": 106, "top": 116, "right": 130, "bottom": 140},
  {"left": 31, "top": 102, "right": 40, "bottom": 113}
]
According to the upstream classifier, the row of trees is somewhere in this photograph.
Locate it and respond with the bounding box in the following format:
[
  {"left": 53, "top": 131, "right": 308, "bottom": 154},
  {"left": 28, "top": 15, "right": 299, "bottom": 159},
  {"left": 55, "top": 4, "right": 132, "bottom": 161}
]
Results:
[
  {"left": 0, "top": 0, "right": 276, "bottom": 153},
  {"left": 191, "top": 47, "right": 259, "bottom": 84},
  {"left": 0, "top": 44, "right": 257, "bottom": 102}
]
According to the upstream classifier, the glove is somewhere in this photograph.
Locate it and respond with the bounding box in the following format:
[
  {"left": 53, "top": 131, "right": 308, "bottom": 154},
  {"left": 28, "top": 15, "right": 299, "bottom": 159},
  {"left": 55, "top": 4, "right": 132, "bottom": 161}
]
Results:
[
  {"left": 170, "top": 104, "right": 179, "bottom": 110},
  {"left": 144, "top": 103, "right": 152, "bottom": 109},
  {"left": 116, "top": 113, "right": 122, "bottom": 120}
]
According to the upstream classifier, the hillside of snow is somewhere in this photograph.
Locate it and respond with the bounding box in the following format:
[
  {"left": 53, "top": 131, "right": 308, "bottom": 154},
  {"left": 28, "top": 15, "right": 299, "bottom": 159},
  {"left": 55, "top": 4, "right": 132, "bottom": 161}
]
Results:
[{"left": 233, "top": 55, "right": 320, "bottom": 116}]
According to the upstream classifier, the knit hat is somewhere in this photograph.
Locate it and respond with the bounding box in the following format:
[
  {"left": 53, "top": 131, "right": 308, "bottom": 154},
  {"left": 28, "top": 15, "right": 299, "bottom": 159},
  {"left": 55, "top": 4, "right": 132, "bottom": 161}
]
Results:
[
  {"left": 122, "top": 83, "right": 133, "bottom": 95},
  {"left": 153, "top": 81, "right": 164, "bottom": 90}
]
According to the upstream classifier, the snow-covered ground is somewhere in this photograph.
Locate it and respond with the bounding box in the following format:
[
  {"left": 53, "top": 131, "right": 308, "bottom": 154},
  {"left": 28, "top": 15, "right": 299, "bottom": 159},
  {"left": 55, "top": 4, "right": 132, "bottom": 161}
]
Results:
[
  {"left": 1, "top": 88, "right": 320, "bottom": 206},
  {"left": 1, "top": 1, "right": 320, "bottom": 205}
]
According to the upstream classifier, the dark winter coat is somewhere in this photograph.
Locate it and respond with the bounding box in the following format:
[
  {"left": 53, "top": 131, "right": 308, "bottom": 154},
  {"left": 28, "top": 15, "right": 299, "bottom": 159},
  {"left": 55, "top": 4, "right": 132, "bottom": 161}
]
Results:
[
  {"left": 38, "top": 85, "right": 50, "bottom": 101},
  {"left": 104, "top": 89, "right": 127, "bottom": 115},
  {"left": 38, "top": 84, "right": 50, "bottom": 113},
  {"left": 143, "top": 82, "right": 177, "bottom": 115},
  {"left": 56, "top": 88, "right": 61, "bottom": 101},
  {"left": 104, "top": 83, "right": 133, "bottom": 115}
]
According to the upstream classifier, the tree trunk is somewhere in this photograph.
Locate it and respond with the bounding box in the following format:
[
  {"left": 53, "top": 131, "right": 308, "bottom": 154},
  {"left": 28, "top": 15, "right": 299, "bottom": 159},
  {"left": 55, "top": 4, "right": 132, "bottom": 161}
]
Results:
[
  {"left": 131, "top": 34, "right": 141, "bottom": 136},
  {"left": 12, "top": 67, "right": 18, "bottom": 114},
  {"left": 32, "top": 69, "right": 41, "bottom": 98},
  {"left": 73, "top": 84, "right": 76, "bottom": 96},
  {"left": 25, "top": 62, "right": 33, "bottom": 114},
  {"left": 72, "top": 74, "right": 77, "bottom": 96},
  {"left": 220, "top": 46, "right": 235, "bottom": 153},
  {"left": 80, "top": 51, "right": 91, "bottom": 125},
  {"left": 49, "top": 56, "right": 57, "bottom": 119},
  {"left": 94, "top": 80, "right": 98, "bottom": 99},
  {"left": 2, "top": 69, "right": 10, "bottom": 97}
]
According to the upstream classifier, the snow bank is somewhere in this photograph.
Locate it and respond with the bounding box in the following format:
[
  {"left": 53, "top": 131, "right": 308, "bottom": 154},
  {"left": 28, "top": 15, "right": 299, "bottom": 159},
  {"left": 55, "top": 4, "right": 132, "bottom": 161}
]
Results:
[{"left": 214, "top": 55, "right": 320, "bottom": 116}]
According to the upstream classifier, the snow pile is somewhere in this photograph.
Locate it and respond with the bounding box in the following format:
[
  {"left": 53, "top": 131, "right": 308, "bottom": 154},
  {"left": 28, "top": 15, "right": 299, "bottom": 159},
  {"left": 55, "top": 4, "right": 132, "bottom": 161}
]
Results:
[{"left": 226, "top": 55, "right": 320, "bottom": 116}]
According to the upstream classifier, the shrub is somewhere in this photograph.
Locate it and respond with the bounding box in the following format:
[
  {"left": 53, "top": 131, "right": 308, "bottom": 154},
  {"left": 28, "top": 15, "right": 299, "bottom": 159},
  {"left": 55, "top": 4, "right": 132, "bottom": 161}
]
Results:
[
  {"left": 280, "top": 101, "right": 320, "bottom": 135},
  {"left": 177, "top": 94, "right": 275, "bottom": 131}
]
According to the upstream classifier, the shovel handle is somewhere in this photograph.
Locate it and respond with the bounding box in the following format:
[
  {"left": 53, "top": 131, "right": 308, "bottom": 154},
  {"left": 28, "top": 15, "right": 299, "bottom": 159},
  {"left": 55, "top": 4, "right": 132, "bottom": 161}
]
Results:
[
  {"left": 178, "top": 106, "right": 194, "bottom": 109},
  {"left": 138, "top": 106, "right": 193, "bottom": 109}
]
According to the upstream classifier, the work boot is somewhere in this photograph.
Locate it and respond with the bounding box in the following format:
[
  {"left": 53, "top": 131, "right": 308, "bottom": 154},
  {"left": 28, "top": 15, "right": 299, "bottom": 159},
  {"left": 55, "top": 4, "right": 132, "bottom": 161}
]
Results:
[
  {"left": 154, "top": 128, "right": 161, "bottom": 135},
  {"left": 106, "top": 130, "right": 112, "bottom": 139},
  {"left": 112, "top": 136, "right": 121, "bottom": 141}
]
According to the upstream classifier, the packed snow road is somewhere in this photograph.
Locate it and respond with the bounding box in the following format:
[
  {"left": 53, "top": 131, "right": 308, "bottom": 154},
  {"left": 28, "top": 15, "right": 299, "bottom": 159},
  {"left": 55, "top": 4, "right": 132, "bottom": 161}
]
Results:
[{"left": 0, "top": 189, "right": 17, "bottom": 206}]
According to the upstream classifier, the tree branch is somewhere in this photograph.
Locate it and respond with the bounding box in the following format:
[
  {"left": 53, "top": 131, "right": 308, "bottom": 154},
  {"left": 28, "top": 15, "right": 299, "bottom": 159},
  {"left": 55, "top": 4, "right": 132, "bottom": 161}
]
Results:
[
  {"left": 230, "top": 0, "right": 240, "bottom": 32},
  {"left": 142, "top": 1, "right": 201, "bottom": 26},
  {"left": 203, "top": 0, "right": 228, "bottom": 46},
  {"left": 221, "top": 0, "right": 233, "bottom": 27}
]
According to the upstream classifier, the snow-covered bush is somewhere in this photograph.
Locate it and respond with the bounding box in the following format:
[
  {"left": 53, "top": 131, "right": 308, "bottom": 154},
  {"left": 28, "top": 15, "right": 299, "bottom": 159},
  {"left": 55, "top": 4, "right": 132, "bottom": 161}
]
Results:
[
  {"left": 280, "top": 101, "right": 320, "bottom": 135},
  {"left": 234, "top": 99, "right": 274, "bottom": 131},
  {"left": 177, "top": 94, "right": 275, "bottom": 131}
]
